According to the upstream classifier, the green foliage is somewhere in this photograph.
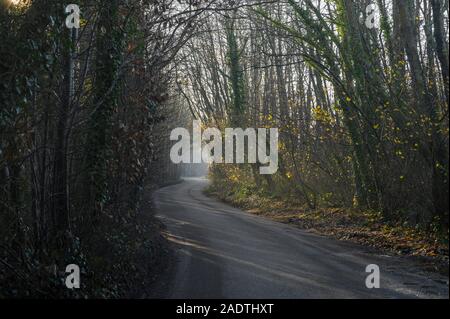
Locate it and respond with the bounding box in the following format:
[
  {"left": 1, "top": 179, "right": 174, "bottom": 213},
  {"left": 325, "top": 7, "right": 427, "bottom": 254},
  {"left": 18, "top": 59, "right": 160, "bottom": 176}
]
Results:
[
  {"left": 0, "top": 0, "right": 183, "bottom": 297},
  {"left": 225, "top": 16, "right": 246, "bottom": 126}
]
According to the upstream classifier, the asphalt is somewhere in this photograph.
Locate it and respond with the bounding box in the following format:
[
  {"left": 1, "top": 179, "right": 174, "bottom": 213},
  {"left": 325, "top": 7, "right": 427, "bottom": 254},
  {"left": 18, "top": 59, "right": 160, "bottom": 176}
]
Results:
[{"left": 152, "top": 178, "right": 449, "bottom": 299}]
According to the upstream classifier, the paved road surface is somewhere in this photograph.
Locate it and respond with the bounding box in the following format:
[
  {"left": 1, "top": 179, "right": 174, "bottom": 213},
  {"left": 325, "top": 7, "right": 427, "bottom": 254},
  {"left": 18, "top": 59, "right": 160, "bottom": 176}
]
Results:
[{"left": 152, "top": 178, "right": 449, "bottom": 299}]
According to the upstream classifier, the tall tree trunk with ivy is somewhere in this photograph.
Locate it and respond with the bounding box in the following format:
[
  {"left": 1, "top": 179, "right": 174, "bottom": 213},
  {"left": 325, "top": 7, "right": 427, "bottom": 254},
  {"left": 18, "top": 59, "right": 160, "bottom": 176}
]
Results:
[
  {"left": 225, "top": 15, "right": 245, "bottom": 127},
  {"left": 85, "top": 0, "right": 123, "bottom": 220},
  {"left": 396, "top": 0, "right": 449, "bottom": 232}
]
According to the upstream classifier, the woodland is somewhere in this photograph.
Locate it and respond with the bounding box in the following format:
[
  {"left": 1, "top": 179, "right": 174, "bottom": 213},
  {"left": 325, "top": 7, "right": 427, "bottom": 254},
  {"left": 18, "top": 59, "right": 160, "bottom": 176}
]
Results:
[{"left": 0, "top": 0, "right": 448, "bottom": 297}]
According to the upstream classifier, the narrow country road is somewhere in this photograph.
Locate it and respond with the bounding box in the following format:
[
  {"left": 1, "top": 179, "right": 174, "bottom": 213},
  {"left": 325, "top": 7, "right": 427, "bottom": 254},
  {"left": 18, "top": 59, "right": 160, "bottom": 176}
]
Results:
[{"left": 152, "top": 178, "right": 449, "bottom": 299}]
